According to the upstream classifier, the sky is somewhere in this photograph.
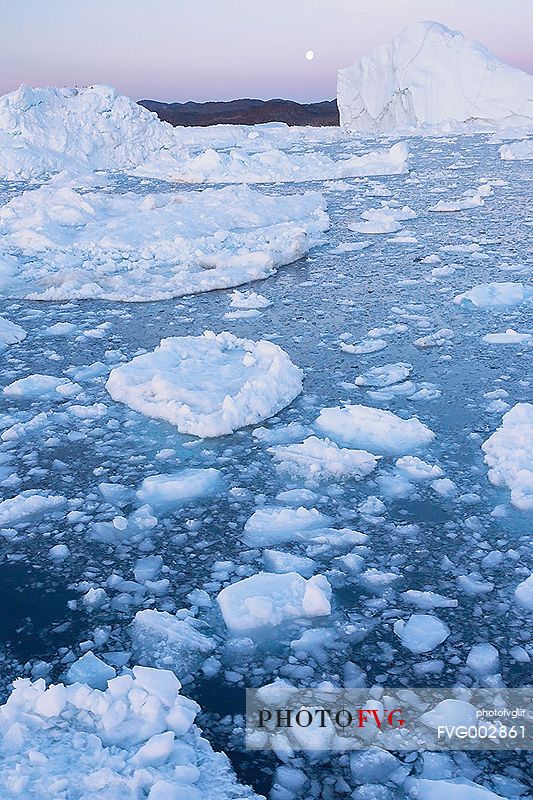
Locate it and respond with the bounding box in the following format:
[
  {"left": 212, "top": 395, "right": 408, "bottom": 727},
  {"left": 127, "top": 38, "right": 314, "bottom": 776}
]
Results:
[{"left": 1, "top": 0, "right": 532, "bottom": 102}]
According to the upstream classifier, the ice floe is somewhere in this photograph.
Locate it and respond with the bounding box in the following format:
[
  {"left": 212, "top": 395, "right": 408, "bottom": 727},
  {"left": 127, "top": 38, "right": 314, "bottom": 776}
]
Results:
[
  {"left": 0, "top": 180, "right": 328, "bottom": 300},
  {"left": 217, "top": 572, "right": 331, "bottom": 633},
  {"left": 242, "top": 506, "right": 330, "bottom": 548},
  {"left": 106, "top": 331, "right": 303, "bottom": 437},
  {"left": 454, "top": 282, "right": 533, "bottom": 309},
  {"left": 315, "top": 404, "right": 435, "bottom": 454},
  {"left": 0, "top": 315, "right": 26, "bottom": 349},
  {"left": 481, "top": 403, "right": 533, "bottom": 510},
  {"left": 268, "top": 436, "right": 379, "bottom": 480},
  {"left": 393, "top": 614, "right": 450, "bottom": 653}
]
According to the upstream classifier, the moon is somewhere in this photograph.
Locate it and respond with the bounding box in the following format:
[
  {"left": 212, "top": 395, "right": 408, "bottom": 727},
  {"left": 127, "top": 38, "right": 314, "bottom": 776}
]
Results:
[{"left": 305, "top": 50, "right": 315, "bottom": 61}]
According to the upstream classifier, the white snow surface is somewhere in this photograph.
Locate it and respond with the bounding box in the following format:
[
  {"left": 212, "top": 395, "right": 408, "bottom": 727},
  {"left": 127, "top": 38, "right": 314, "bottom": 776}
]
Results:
[
  {"left": 0, "top": 668, "right": 261, "bottom": 799},
  {"left": 0, "top": 178, "right": 328, "bottom": 301},
  {"left": 315, "top": 404, "right": 435, "bottom": 454},
  {"left": 337, "top": 21, "right": 533, "bottom": 134},
  {"left": 217, "top": 572, "right": 332, "bottom": 633},
  {"left": 481, "top": 403, "right": 533, "bottom": 510},
  {"left": 106, "top": 331, "right": 303, "bottom": 437},
  {"left": 0, "top": 84, "right": 409, "bottom": 182}
]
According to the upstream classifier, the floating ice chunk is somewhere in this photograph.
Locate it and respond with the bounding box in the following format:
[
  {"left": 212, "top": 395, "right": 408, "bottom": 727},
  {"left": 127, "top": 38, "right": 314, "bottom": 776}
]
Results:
[
  {"left": 217, "top": 572, "right": 331, "bottom": 633},
  {"left": 405, "top": 777, "right": 508, "bottom": 800},
  {"left": 107, "top": 331, "right": 302, "bottom": 437},
  {"left": 43, "top": 321, "right": 77, "bottom": 336},
  {"left": 457, "top": 574, "right": 494, "bottom": 595},
  {"left": 466, "top": 643, "right": 500, "bottom": 677},
  {"left": 514, "top": 573, "right": 533, "bottom": 610},
  {"left": 133, "top": 555, "right": 163, "bottom": 583},
  {"left": 338, "top": 21, "right": 533, "bottom": 134},
  {"left": 482, "top": 329, "right": 532, "bottom": 344},
  {"left": 420, "top": 699, "right": 478, "bottom": 731},
  {"left": 500, "top": 140, "right": 533, "bottom": 160},
  {"left": 394, "top": 614, "right": 450, "bottom": 653},
  {"left": 0, "top": 316, "right": 26, "bottom": 349},
  {"left": 229, "top": 290, "right": 271, "bottom": 309},
  {"left": 4, "top": 374, "right": 82, "bottom": 400},
  {"left": 401, "top": 590, "right": 457, "bottom": 609},
  {"left": 350, "top": 747, "right": 400, "bottom": 784},
  {"left": 481, "top": 403, "right": 533, "bottom": 510},
  {"left": 263, "top": 549, "right": 316, "bottom": 578},
  {"left": 454, "top": 282, "right": 533, "bottom": 309},
  {"left": 48, "top": 544, "right": 70, "bottom": 561},
  {"left": 331, "top": 241, "right": 373, "bottom": 254},
  {"left": 242, "top": 506, "right": 330, "bottom": 547},
  {"left": 0, "top": 491, "right": 66, "bottom": 527},
  {"left": 395, "top": 456, "right": 443, "bottom": 481},
  {"left": 131, "top": 609, "right": 215, "bottom": 676},
  {"left": 355, "top": 362, "right": 412, "bottom": 387},
  {"left": 428, "top": 185, "right": 492, "bottom": 212},
  {"left": 65, "top": 652, "right": 116, "bottom": 690},
  {"left": 414, "top": 329, "right": 454, "bottom": 348},
  {"left": 268, "top": 436, "right": 379, "bottom": 480},
  {"left": 431, "top": 478, "right": 457, "bottom": 496},
  {"left": 348, "top": 205, "right": 415, "bottom": 235},
  {"left": 252, "top": 421, "right": 311, "bottom": 445},
  {"left": 136, "top": 468, "right": 222, "bottom": 506},
  {"left": 341, "top": 338, "right": 388, "bottom": 354},
  {"left": 316, "top": 404, "right": 435, "bottom": 455}
]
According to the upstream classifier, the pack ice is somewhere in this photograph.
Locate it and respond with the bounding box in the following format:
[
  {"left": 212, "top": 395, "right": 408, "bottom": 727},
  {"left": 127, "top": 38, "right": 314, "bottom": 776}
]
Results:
[
  {"left": 0, "top": 667, "right": 261, "bottom": 800},
  {"left": 337, "top": 21, "right": 533, "bottom": 134},
  {"left": 106, "top": 331, "right": 303, "bottom": 437},
  {"left": 482, "top": 403, "right": 533, "bottom": 510},
  {"left": 0, "top": 179, "right": 328, "bottom": 301}
]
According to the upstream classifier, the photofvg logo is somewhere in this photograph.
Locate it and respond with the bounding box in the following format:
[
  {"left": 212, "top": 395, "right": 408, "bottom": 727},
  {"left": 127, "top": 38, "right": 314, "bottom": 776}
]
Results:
[{"left": 246, "top": 688, "right": 532, "bottom": 752}]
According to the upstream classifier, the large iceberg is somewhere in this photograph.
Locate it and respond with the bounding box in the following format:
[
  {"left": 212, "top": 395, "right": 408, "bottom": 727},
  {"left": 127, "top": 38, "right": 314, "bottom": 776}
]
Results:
[
  {"left": 337, "top": 21, "right": 533, "bottom": 134},
  {"left": 106, "top": 331, "right": 303, "bottom": 437}
]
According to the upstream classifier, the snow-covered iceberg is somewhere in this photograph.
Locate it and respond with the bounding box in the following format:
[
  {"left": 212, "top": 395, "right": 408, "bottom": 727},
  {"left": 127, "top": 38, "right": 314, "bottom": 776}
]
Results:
[
  {"left": 0, "top": 667, "right": 261, "bottom": 799},
  {"left": 0, "top": 178, "right": 328, "bottom": 301},
  {"left": 106, "top": 331, "right": 303, "bottom": 437},
  {"left": 337, "top": 21, "right": 533, "bottom": 134}
]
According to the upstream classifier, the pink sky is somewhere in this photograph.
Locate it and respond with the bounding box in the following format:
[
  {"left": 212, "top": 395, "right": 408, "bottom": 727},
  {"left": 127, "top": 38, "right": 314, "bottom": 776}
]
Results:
[{"left": 1, "top": 0, "right": 532, "bottom": 102}]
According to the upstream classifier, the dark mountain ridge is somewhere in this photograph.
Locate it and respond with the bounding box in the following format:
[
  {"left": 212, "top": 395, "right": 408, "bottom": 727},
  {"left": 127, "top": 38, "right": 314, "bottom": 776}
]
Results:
[{"left": 138, "top": 97, "right": 339, "bottom": 127}]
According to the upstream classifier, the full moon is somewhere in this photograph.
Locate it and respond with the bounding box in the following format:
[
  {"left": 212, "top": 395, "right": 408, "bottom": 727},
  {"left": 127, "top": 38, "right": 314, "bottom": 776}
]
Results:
[{"left": 305, "top": 50, "right": 315, "bottom": 61}]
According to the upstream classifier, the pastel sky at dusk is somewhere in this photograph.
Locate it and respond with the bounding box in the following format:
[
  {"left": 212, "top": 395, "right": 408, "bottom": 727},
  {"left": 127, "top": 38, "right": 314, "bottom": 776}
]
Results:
[{"left": 1, "top": 0, "right": 532, "bottom": 102}]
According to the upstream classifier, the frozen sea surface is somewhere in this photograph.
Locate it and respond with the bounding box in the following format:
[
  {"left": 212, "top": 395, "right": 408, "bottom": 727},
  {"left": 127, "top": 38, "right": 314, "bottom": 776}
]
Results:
[{"left": 0, "top": 134, "right": 531, "bottom": 798}]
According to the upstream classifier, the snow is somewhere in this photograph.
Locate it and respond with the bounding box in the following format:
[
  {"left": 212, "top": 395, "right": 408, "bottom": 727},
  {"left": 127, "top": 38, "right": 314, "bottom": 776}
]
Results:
[
  {"left": 0, "top": 315, "right": 26, "bottom": 349},
  {"left": 0, "top": 667, "right": 260, "bottom": 799},
  {"left": 242, "top": 506, "right": 330, "bottom": 547},
  {"left": 0, "top": 84, "right": 409, "bottom": 182},
  {"left": 216, "top": 572, "right": 331, "bottom": 633},
  {"left": 393, "top": 614, "right": 450, "bottom": 653},
  {"left": 136, "top": 469, "right": 222, "bottom": 506},
  {"left": 500, "top": 139, "right": 533, "bottom": 160},
  {"left": 454, "top": 282, "right": 533, "bottom": 309},
  {"left": 315, "top": 404, "right": 435, "bottom": 454},
  {"left": 338, "top": 21, "right": 533, "bottom": 134},
  {"left": 106, "top": 331, "right": 303, "bottom": 437},
  {"left": 481, "top": 403, "right": 533, "bottom": 510},
  {"left": 268, "top": 436, "right": 379, "bottom": 480},
  {"left": 0, "top": 180, "right": 328, "bottom": 301},
  {"left": 131, "top": 610, "right": 215, "bottom": 677}
]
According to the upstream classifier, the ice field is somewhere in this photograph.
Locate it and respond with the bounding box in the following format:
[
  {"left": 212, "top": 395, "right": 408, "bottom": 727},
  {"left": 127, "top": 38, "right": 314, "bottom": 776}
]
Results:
[{"left": 0, "top": 119, "right": 532, "bottom": 798}]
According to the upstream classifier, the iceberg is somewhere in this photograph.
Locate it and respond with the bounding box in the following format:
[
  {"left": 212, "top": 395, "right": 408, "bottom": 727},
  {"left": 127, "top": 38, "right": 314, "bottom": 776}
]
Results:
[
  {"left": 338, "top": 21, "right": 533, "bottom": 134},
  {"left": 481, "top": 403, "right": 533, "bottom": 510}
]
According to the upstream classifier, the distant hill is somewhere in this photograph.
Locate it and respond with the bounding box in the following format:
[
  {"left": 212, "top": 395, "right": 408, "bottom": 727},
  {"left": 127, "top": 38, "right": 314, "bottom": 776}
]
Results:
[{"left": 138, "top": 98, "right": 339, "bottom": 127}]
